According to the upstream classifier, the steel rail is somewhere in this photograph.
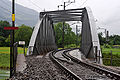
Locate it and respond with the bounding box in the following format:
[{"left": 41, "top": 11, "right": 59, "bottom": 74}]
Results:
[
  {"left": 64, "top": 49, "right": 120, "bottom": 79},
  {"left": 49, "top": 50, "right": 82, "bottom": 80}
]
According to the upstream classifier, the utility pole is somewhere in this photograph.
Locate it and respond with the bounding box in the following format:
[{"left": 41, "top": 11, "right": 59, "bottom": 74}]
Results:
[
  {"left": 104, "top": 29, "right": 107, "bottom": 48},
  {"left": 106, "top": 30, "right": 109, "bottom": 45},
  {"left": 62, "top": 2, "right": 65, "bottom": 48},
  {"left": 97, "top": 27, "right": 107, "bottom": 48},
  {"left": 58, "top": 0, "right": 75, "bottom": 48},
  {"left": 10, "top": 0, "right": 15, "bottom": 78}
]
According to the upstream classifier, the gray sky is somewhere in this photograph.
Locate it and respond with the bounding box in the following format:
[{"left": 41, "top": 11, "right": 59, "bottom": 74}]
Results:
[{"left": 9, "top": 0, "right": 120, "bottom": 35}]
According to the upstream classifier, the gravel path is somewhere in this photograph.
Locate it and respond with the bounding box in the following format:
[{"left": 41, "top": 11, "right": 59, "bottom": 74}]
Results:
[{"left": 12, "top": 54, "right": 67, "bottom": 80}]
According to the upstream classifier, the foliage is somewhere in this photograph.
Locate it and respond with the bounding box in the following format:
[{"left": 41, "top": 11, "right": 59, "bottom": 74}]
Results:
[
  {"left": 5, "top": 35, "right": 10, "bottom": 46},
  {"left": 98, "top": 32, "right": 105, "bottom": 45},
  {"left": 54, "top": 22, "right": 80, "bottom": 48},
  {"left": 109, "top": 35, "right": 120, "bottom": 45},
  {"left": 14, "top": 24, "right": 33, "bottom": 46},
  {"left": 0, "top": 21, "right": 11, "bottom": 38},
  {"left": 98, "top": 33, "right": 120, "bottom": 46},
  {"left": 103, "top": 44, "right": 111, "bottom": 48},
  {"left": 64, "top": 44, "right": 76, "bottom": 48},
  {"left": 0, "top": 21, "right": 11, "bottom": 46},
  {"left": 0, "top": 36, "right": 6, "bottom": 46},
  {"left": 0, "top": 21, "right": 33, "bottom": 47}
]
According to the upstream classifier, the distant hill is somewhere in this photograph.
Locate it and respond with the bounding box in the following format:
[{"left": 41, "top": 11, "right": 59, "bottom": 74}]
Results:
[{"left": 0, "top": 0, "right": 39, "bottom": 27}]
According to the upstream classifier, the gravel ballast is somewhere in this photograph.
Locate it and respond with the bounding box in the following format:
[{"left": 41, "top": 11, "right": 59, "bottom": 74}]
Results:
[{"left": 12, "top": 54, "right": 67, "bottom": 80}]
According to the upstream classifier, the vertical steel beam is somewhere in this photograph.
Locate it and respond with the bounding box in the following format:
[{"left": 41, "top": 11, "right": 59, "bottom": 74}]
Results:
[
  {"left": 76, "top": 25, "right": 78, "bottom": 47},
  {"left": 62, "top": 2, "right": 65, "bottom": 48}
]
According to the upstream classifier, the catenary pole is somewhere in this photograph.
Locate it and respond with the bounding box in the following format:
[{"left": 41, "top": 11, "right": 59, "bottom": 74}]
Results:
[{"left": 10, "top": 0, "right": 15, "bottom": 78}]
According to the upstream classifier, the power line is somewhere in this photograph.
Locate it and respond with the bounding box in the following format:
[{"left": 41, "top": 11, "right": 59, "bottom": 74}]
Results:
[
  {"left": 0, "top": 5, "right": 11, "bottom": 13},
  {"left": 0, "top": 8, "right": 11, "bottom": 15},
  {"left": 80, "top": 0, "right": 88, "bottom": 7},
  {"left": 0, "top": 0, "right": 39, "bottom": 25},
  {"left": 0, "top": 15, "right": 7, "bottom": 20},
  {"left": 1, "top": 0, "right": 37, "bottom": 16},
  {"left": 0, "top": 16, "right": 12, "bottom": 24},
  {"left": 28, "top": 0, "right": 42, "bottom": 10},
  {"left": 15, "top": 0, "right": 39, "bottom": 15},
  {"left": 0, "top": 5, "right": 36, "bottom": 21},
  {"left": 0, "top": 14, "right": 34, "bottom": 25},
  {"left": 0, "top": 4, "right": 28, "bottom": 16},
  {"left": 1, "top": 0, "right": 11, "bottom": 7}
]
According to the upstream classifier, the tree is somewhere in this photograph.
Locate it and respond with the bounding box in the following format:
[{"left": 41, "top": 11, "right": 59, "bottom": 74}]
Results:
[
  {"left": 5, "top": 35, "right": 10, "bottom": 46},
  {"left": 0, "top": 20, "right": 11, "bottom": 38},
  {"left": 15, "top": 24, "right": 33, "bottom": 46},
  {"left": 98, "top": 32, "right": 106, "bottom": 45},
  {"left": 54, "top": 22, "right": 77, "bottom": 47},
  {"left": 0, "top": 20, "right": 11, "bottom": 46},
  {"left": 111, "top": 35, "right": 120, "bottom": 45},
  {"left": 98, "top": 32, "right": 120, "bottom": 46},
  {"left": 0, "top": 36, "right": 6, "bottom": 46}
]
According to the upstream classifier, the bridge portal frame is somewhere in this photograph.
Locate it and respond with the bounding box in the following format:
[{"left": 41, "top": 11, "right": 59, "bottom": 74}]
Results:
[{"left": 27, "top": 7, "right": 102, "bottom": 64}]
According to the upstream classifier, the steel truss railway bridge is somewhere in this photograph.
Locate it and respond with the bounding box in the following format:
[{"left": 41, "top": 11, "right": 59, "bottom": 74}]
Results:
[{"left": 27, "top": 7, "right": 102, "bottom": 64}]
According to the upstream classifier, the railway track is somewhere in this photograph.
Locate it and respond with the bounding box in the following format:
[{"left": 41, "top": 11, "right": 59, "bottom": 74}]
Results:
[
  {"left": 50, "top": 48, "right": 120, "bottom": 80},
  {"left": 12, "top": 48, "right": 120, "bottom": 79},
  {"left": 49, "top": 49, "right": 82, "bottom": 80},
  {"left": 50, "top": 49, "right": 107, "bottom": 80},
  {"left": 64, "top": 49, "right": 120, "bottom": 80}
]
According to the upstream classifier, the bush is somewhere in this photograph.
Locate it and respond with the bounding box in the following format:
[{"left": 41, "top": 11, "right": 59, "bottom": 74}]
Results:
[
  {"left": 103, "top": 44, "right": 111, "bottom": 48},
  {"left": 64, "top": 44, "right": 76, "bottom": 48},
  {"left": 102, "top": 52, "right": 120, "bottom": 66}
]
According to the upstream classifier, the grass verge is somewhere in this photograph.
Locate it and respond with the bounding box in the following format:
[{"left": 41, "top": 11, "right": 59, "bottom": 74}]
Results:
[
  {"left": 0, "top": 47, "right": 27, "bottom": 69},
  {"left": 0, "top": 53, "right": 10, "bottom": 69},
  {"left": 0, "top": 47, "right": 27, "bottom": 54},
  {"left": 102, "top": 48, "right": 120, "bottom": 66}
]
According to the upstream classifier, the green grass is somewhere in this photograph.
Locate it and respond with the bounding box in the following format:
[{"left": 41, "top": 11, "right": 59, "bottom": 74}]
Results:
[
  {"left": 0, "top": 47, "right": 27, "bottom": 54},
  {"left": 0, "top": 53, "right": 10, "bottom": 69},
  {"left": 0, "top": 46, "right": 120, "bottom": 68},
  {"left": 0, "top": 47, "right": 27, "bottom": 69},
  {"left": 102, "top": 48, "right": 120, "bottom": 55},
  {"left": 102, "top": 47, "right": 120, "bottom": 66}
]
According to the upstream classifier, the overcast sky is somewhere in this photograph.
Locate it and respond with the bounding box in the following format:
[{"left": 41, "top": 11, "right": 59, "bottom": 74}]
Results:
[{"left": 9, "top": 0, "right": 120, "bottom": 35}]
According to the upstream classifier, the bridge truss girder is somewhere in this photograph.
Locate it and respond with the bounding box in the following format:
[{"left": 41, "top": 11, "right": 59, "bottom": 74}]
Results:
[{"left": 27, "top": 7, "right": 102, "bottom": 64}]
